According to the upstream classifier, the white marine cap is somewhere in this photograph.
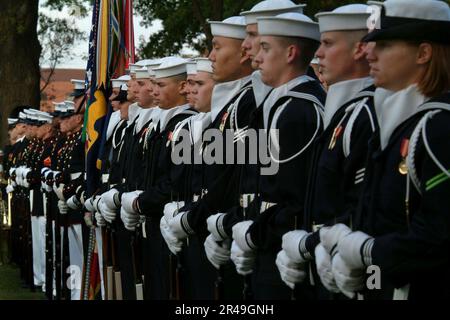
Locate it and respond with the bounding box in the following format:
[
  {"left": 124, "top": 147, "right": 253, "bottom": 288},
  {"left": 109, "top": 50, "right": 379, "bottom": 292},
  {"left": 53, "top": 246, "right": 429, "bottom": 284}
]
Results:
[
  {"left": 111, "top": 75, "right": 131, "bottom": 88},
  {"left": 241, "top": 0, "right": 306, "bottom": 25},
  {"left": 196, "top": 58, "right": 213, "bottom": 74},
  {"left": 186, "top": 60, "right": 197, "bottom": 76},
  {"left": 209, "top": 16, "right": 247, "bottom": 40},
  {"left": 154, "top": 56, "right": 188, "bottom": 79},
  {"left": 64, "top": 100, "right": 75, "bottom": 112},
  {"left": 316, "top": 4, "right": 370, "bottom": 33},
  {"left": 38, "top": 113, "right": 54, "bottom": 124},
  {"left": 71, "top": 79, "right": 85, "bottom": 90},
  {"left": 8, "top": 118, "right": 18, "bottom": 125},
  {"left": 257, "top": 12, "right": 320, "bottom": 41}
]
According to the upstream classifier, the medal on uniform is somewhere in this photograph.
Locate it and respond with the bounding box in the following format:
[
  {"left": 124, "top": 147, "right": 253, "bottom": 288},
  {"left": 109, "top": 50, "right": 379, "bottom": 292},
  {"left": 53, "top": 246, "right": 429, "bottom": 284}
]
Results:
[
  {"left": 328, "top": 125, "right": 343, "bottom": 150},
  {"left": 219, "top": 112, "right": 229, "bottom": 132},
  {"left": 398, "top": 138, "right": 409, "bottom": 175}
]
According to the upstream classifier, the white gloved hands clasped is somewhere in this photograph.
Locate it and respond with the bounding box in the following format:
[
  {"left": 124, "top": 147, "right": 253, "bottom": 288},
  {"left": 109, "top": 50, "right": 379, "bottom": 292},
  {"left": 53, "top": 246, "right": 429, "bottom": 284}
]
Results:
[
  {"left": 207, "top": 212, "right": 228, "bottom": 241},
  {"left": 102, "top": 188, "right": 121, "bottom": 210},
  {"left": 95, "top": 211, "right": 106, "bottom": 227},
  {"left": 160, "top": 216, "right": 183, "bottom": 255},
  {"left": 315, "top": 243, "right": 340, "bottom": 293},
  {"left": 204, "top": 234, "right": 231, "bottom": 269},
  {"left": 276, "top": 250, "right": 307, "bottom": 289},
  {"left": 120, "top": 191, "right": 144, "bottom": 231},
  {"left": 230, "top": 240, "right": 256, "bottom": 276}
]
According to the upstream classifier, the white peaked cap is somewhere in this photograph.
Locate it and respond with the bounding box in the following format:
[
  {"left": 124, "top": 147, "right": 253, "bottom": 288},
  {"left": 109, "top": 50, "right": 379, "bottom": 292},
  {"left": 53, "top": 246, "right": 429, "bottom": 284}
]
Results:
[
  {"left": 196, "top": 58, "right": 213, "bottom": 74},
  {"left": 64, "top": 101, "right": 75, "bottom": 112},
  {"left": 71, "top": 79, "right": 85, "bottom": 90},
  {"left": 186, "top": 61, "right": 197, "bottom": 75},
  {"left": 209, "top": 16, "right": 247, "bottom": 40},
  {"left": 38, "top": 113, "right": 54, "bottom": 124},
  {"left": 241, "top": 0, "right": 306, "bottom": 25},
  {"left": 316, "top": 4, "right": 370, "bottom": 33},
  {"left": 8, "top": 118, "right": 18, "bottom": 125},
  {"left": 257, "top": 12, "right": 320, "bottom": 41},
  {"left": 154, "top": 57, "right": 188, "bottom": 79}
]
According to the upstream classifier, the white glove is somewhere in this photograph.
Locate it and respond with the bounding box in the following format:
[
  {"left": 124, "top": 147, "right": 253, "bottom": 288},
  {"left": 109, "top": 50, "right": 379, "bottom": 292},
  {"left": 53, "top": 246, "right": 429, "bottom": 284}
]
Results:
[
  {"left": 315, "top": 243, "right": 340, "bottom": 293},
  {"left": 22, "top": 168, "right": 31, "bottom": 188},
  {"left": 320, "top": 224, "right": 352, "bottom": 255},
  {"left": 84, "top": 196, "right": 97, "bottom": 212},
  {"left": 121, "top": 190, "right": 143, "bottom": 214},
  {"left": 99, "top": 199, "right": 117, "bottom": 223},
  {"left": 57, "top": 200, "right": 68, "bottom": 215},
  {"left": 332, "top": 253, "right": 365, "bottom": 299},
  {"left": 53, "top": 182, "right": 65, "bottom": 201},
  {"left": 275, "top": 250, "right": 307, "bottom": 289},
  {"left": 95, "top": 211, "right": 106, "bottom": 227},
  {"left": 67, "top": 194, "right": 82, "bottom": 210},
  {"left": 102, "top": 188, "right": 121, "bottom": 210},
  {"left": 163, "top": 201, "right": 185, "bottom": 223},
  {"left": 168, "top": 211, "right": 190, "bottom": 241},
  {"left": 338, "top": 231, "right": 374, "bottom": 269},
  {"left": 9, "top": 167, "right": 16, "bottom": 177},
  {"left": 43, "top": 170, "right": 53, "bottom": 192},
  {"left": 230, "top": 240, "right": 256, "bottom": 276},
  {"left": 120, "top": 207, "right": 140, "bottom": 231},
  {"left": 92, "top": 196, "right": 102, "bottom": 212},
  {"left": 204, "top": 234, "right": 231, "bottom": 269},
  {"left": 232, "top": 221, "right": 256, "bottom": 252},
  {"left": 160, "top": 216, "right": 183, "bottom": 255},
  {"left": 281, "top": 230, "right": 310, "bottom": 264},
  {"left": 15, "top": 167, "right": 23, "bottom": 186},
  {"left": 207, "top": 212, "right": 228, "bottom": 241},
  {"left": 6, "top": 184, "right": 14, "bottom": 194}
]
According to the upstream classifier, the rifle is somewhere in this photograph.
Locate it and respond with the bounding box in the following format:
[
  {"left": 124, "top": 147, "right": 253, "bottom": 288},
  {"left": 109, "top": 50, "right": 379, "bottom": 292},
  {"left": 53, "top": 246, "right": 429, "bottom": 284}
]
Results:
[{"left": 130, "top": 226, "right": 144, "bottom": 300}]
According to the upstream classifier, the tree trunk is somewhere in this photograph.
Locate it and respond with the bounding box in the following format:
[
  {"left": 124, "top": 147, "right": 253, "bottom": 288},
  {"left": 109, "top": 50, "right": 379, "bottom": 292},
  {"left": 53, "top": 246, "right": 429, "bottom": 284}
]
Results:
[{"left": 0, "top": 0, "right": 41, "bottom": 147}]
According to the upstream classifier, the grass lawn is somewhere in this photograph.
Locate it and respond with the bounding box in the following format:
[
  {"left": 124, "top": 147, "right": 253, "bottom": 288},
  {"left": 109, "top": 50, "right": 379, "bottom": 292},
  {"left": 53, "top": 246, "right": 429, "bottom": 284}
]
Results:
[{"left": 0, "top": 263, "right": 46, "bottom": 300}]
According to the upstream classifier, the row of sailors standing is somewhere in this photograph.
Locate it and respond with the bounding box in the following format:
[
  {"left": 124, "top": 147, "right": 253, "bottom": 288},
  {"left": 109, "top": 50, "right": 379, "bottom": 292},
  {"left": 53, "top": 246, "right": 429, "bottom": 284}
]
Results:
[{"left": 5, "top": 0, "right": 448, "bottom": 301}]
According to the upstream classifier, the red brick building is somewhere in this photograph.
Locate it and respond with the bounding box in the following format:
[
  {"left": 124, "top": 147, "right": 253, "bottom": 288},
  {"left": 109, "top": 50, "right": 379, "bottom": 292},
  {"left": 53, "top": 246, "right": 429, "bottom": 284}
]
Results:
[{"left": 40, "top": 68, "right": 85, "bottom": 112}]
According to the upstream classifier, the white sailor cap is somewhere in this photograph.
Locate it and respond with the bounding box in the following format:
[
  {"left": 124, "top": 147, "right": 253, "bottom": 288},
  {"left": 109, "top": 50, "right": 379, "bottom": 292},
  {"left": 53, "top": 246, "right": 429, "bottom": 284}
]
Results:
[
  {"left": 111, "top": 75, "right": 131, "bottom": 88},
  {"left": 129, "top": 59, "right": 155, "bottom": 75},
  {"left": 146, "top": 59, "right": 162, "bottom": 77},
  {"left": 154, "top": 57, "right": 188, "bottom": 79},
  {"left": 196, "top": 58, "right": 213, "bottom": 74},
  {"left": 241, "top": 0, "right": 306, "bottom": 25},
  {"left": 316, "top": 4, "right": 370, "bottom": 33},
  {"left": 209, "top": 16, "right": 247, "bottom": 40},
  {"left": 257, "top": 12, "right": 320, "bottom": 41},
  {"left": 186, "top": 60, "right": 197, "bottom": 76}
]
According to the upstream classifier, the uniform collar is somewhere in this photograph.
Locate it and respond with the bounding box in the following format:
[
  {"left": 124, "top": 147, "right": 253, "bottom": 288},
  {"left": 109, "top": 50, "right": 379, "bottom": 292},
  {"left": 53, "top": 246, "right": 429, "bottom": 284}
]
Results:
[
  {"left": 375, "top": 84, "right": 427, "bottom": 150},
  {"left": 210, "top": 75, "right": 252, "bottom": 123},
  {"left": 158, "top": 103, "right": 192, "bottom": 131},
  {"left": 263, "top": 74, "right": 314, "bottom": 129},
  {"left": 324, "top": 77, "right": 374, "bottom": 129},
  {"left": 127, "top": 102, "right": 141, "bottom": 125},
  {"left": 135, "top": 107, "right": 154, "bottom": 134},
  {"left": 251, "top": 71, "right": 273, "bottom": 108},
  {"left": 106, "top": 110, "right": 122, "bottom": 141}
]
